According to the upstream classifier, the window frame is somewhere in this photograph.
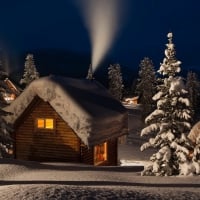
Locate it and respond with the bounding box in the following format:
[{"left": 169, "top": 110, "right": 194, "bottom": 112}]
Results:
[{"left": 35, "top": 118, "right": 55, "bottom": 132}]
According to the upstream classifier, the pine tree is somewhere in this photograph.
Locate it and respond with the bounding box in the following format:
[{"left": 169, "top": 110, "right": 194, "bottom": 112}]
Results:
[
  {"left": 108, "top": 63, "right": 124, "bottom": 101},
  {"left": 140, "top": 32, "right": 194, "bottom": 176},
  {"left": 186, "top": 71, "right": 200, "bottom": 120},
  {"left": 20, "top": 54, "right": 40, "bottom": 87},
  {"left": 0, "top": 68, "right": 12, "bottom": 157},
  {"left": 136, "top": 57, "right": 157, "bottom": 118}
]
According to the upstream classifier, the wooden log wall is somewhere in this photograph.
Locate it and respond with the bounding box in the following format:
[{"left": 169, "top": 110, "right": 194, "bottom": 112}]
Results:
[
  {"left": 14, "top": 97, "right": 81, "bottom": 162},
  {"left": 80, "top": 143, "right": 94, "bottom": 165},
  {"left": 107, "top": 138, "right": 118, "bottom": 166}
]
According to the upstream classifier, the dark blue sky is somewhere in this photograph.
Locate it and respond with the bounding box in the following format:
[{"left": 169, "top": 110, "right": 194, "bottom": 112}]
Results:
[{"left": 0, "top": 0, "right": 200, "bottom": 74}]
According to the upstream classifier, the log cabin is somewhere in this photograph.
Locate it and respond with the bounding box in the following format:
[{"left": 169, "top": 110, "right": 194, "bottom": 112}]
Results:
[{"left": 5, "top": 76, "right": 128, "bottom": 166}]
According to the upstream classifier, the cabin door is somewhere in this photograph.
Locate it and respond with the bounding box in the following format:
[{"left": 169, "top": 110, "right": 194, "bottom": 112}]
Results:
[{"left": 94, "top": 142, "right": 107, "bottom": 165}]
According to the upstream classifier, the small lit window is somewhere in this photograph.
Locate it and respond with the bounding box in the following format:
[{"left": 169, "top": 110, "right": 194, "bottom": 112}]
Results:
[
  {"left": 37, "top": 118, "right": 45, "bottom": 128},
  {"left": 36, "top": 118, "right": 54, "bottom": 129},
  {"left": 45, "top": 119, "right": 54, "bottom": 129}
]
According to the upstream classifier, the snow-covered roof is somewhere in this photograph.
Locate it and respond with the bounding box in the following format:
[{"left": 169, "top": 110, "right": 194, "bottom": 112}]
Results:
[
  {"left": 188, "top": 121, "right": 200, "bottom": 144},
  {"left": 4, "top": 75, "right": 128, "bottom": 146}
]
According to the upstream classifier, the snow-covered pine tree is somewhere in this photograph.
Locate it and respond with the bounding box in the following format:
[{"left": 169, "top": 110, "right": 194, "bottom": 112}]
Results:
[
  {"left": 0, "top": 68, "right": 12, "bottom": 157},
  {"left": 140, "top": 32, "right": 194, "bottom": 176},
  {"left": 20, "top": 54, "right": 40, "bottom": 87},
  {"left": 108, "top": 63, "right": 124, "bottom": 101},
  {"left": 186, "top": 71, "right": 200, "bottom": 120},
  {"left": 136, "top": 57, "right": 157, "bottom": 118}
]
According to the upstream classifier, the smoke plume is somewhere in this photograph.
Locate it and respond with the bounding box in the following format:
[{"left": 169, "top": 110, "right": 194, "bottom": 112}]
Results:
[{"left": 77, "top": 0, "right": 124, "bottom": 71}]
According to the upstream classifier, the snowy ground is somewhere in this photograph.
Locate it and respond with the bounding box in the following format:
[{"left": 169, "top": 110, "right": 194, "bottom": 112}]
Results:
[
  {"left": 0, "top": 142, "right": 200, "bottom": 199},
  {"left": 0, "top": 107, "right": 200, "bottom": 199}
]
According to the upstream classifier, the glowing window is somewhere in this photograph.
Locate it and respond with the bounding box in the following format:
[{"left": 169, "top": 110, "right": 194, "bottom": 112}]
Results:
[
  {"left": 36, "top": 118, "right": 54, "bottom": 129},
  {"left": 94, "top": 142, "right": 107, "bottom": 164},
  {"left": 45, "top": 119, "right": 54, "bottom": 129},
  {"left": 37, "top": 118, "right": 45, "bottom": 128}
]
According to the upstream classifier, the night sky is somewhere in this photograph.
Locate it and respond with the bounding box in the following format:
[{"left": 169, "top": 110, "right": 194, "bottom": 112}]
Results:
[{"left": 0, "top": 0, "right": 200, "bottom": 79}]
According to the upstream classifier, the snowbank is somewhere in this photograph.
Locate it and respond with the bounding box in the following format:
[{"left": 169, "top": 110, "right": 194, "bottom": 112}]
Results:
[
  {"left": 0, "top": 158, "right": 200, "bottom": 200},
  {"left": 1, "top": 184, "right": 200, "bottom": 200}
]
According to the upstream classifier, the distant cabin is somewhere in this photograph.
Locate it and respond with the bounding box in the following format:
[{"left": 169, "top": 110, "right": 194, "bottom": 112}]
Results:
[
  {"left": 3, "top": 78, "right": 21, "bottom": 104},
  {"left": 5, "top": 76, "right": 128, "bottom": 166},
  {"left": 123, "top": 96, "right": 139, "bottom": 105}
]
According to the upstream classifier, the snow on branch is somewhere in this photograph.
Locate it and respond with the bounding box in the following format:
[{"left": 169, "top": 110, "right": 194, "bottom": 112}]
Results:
[
  {"left": 141, "top": 136, "right": 161, "bottom": 151},
  {"left": 145, "top": 110, "right": 164, "bottom": 123},
  {"left": 160, "top": 131, "right": 175, "bottom": 141},
  {"left": 141, "top": 123, "right": 160, "bottom": 137},
  {"left": 153, "top": 91, "right": 163, "bottom": 101},
  {"left": 169, "top": 77, "right": 185, "bottom": 94},
  {"left": 178, "top": 97, "right": 190, "bottom": 106},
  {"left": 174, "top": 110, "right": 191, "bottom": 120},
  {"left": 140, "top": 142, "right": 151, "bottom": 151},
  {"left": 157, "top": 99, "right": 167, "bottom": 108},
  {"left": 170, "top": 141, "right": 189, "bottom": 155},
  {"left": 156, "top": 146, "right": 171, "bottom": 162},
  {"left": 182, "top": 111, "right": 191, "bottom": 120}
]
